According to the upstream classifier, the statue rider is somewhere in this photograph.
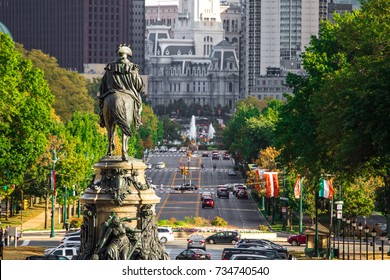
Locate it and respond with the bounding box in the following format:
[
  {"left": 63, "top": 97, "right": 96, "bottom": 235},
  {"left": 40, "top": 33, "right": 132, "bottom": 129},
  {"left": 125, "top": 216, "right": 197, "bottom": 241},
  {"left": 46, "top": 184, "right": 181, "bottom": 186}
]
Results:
[{"left": 98, "top": 44, "right": 144, "bottom": 130}]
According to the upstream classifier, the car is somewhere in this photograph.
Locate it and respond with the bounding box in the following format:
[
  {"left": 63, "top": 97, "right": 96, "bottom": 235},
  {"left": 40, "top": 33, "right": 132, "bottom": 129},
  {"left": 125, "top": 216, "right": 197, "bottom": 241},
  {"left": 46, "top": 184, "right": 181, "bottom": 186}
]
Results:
[
  {"left": 155, "top": 162, "right": 166, "bottom": 169},
  {"left": 168, "top": 147, "right": 177, "bottom": 152},
  {"left": 205, "top": 231, "right": 240, "bottom": 244},
  {"left": 221, "top": 247, "right": 285, "bottom": 260},
  {"left": 202, "top": 198, "right": 215, "bottom": 208},
  {"left": 159, "top": 146, "right": 168, "bottom": 152},
  {"left": 26, "top": 255, "right": 69, "bottom": 260},
  {"left": 187, "top": 234, "right": 207, "bottom": 250},
  {"left": 48, "top": 247, "right": 79, "bottom": 260},
  {"left": 201, "top": 152, "right": 209, "bottom": 157},
  {"left": 217, "top": 188, "right": 229, "bottom": 199},
  {"left": 223, "top": 153, "right": 231, "bottom": 160},
  {"left": 228, "top": 169, "right": 237, "bottom": 176},
  {"left": 237, "top": 189, "right": 249, "bottom": 199},
  {"left": 175, "top": 248, "right": 211, "bottom": 260},
  {"left": 201, "top": 191, "right": 212, "bottom": 201},
  {"left": 145, "top": 163, "right": 152, "bottom": 169},
  {"left": 179, "top": 147, "right": 187, "bottom": 153},
  {"left": 236, "top": 243, "right": 289, "bottom": 259},
  {"left": 233, "top": 184, "right": 247, "bottom": 195},
  {"left": 230, "top": 254, "right": 273, "bottom": 260},
  {"left": 44, "top": 243, "right": 80, "bottom": 256},
  {"left": 157, "top": 226, "right": 174, "bottom": 243},
  {"left": 287, "top": 234, "right": 307, "bottom": 246},
  {"left": 60, "top": 235, "right": 81, "bottom": 245}
]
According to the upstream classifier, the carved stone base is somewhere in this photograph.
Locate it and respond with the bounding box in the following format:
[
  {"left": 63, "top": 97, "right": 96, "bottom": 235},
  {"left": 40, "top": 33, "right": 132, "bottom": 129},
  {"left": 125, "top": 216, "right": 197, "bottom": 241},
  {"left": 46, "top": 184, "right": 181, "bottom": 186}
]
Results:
[{"left": 77, "top": 156, "right": 169, "bottom": 260}]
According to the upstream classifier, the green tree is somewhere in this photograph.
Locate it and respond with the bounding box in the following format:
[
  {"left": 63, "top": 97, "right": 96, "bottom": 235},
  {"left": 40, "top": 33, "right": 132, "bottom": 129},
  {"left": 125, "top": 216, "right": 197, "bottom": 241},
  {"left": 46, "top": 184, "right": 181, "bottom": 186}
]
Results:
[
  {"left": 0, "top": 34, "right": 54, "bottom": 187},
  {"left": 15, "top": 45, "right": 94, "bottom": 122}
]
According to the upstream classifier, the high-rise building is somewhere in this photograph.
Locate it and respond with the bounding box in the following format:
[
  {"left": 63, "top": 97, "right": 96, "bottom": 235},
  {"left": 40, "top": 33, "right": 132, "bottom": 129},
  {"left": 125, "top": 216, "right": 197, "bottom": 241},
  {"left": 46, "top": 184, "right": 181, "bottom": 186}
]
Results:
[
  {"left": 0, "top": 0, "right": 145, "bottom": 73},
  {"left": 239, "top": 0, "right": 319, "bottom": 99}
]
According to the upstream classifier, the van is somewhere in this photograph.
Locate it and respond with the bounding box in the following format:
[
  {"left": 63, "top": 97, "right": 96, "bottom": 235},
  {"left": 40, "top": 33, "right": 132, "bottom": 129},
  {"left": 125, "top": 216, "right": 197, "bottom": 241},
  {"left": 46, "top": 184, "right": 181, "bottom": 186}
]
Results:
[
  {"left": 221, "top": 247, "right": 286, "bottom": 260},
  {"left": 157, "top": 226, "right": 174, "bottom": 243}
]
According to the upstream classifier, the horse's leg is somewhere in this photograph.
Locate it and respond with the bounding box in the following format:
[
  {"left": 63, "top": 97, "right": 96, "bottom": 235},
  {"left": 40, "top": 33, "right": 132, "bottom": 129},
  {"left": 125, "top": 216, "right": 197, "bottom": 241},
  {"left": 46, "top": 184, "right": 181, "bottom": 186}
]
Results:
[
  {"left": 107, "top": 124, "right": 116, "bottom": 156},
  {"left": 122, "top": 133, "right": 128, "bottom": 161}
]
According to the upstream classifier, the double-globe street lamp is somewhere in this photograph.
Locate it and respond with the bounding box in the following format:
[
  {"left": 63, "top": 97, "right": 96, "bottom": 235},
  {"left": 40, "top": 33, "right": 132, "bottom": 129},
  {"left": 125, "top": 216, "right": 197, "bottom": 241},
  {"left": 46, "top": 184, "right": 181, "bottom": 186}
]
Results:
[
  {"left": 364, "top": 225, "right": 370, "bottom": 260},
  {"left": 351, "top": 220, "right": 357, "bottom": 260},
  {"left": 346, "top": 217, "right": 351, "bottom": 260},
  {"left": 379, "top": 233, "right": 387, "bottom": 260},
  {"left": 342, "top": 216, "right": 346, "bottom": 260},
  {"left": 371, "top": 228, "right": 377, "bottom": 260},
  {"left": 358, "top": 222, "right": 363, "bottom": 260}
]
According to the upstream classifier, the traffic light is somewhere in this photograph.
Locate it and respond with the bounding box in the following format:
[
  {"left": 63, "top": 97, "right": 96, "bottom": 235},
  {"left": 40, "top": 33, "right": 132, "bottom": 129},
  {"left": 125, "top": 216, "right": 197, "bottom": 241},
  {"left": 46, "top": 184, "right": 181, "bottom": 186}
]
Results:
[{"left": 23, "top": 199, "right": 28, "bottom": 210}]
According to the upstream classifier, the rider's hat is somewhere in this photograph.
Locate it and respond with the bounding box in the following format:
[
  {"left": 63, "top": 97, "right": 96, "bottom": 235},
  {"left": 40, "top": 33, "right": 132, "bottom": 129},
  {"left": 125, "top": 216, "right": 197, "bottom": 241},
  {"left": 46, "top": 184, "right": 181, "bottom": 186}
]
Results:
[{"left": 117, "top": 44, "right": 132, "bottom": 57}]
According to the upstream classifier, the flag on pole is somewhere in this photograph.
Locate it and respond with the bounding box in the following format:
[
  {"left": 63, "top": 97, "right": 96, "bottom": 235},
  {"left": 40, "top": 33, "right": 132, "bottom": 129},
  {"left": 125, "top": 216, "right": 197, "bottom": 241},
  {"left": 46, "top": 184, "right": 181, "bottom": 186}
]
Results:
[
  {"left": 263, "top": 172, "right": 279, "bottom": 197},
  {"left": 294, "top": 175, "right": 303, "bottom": 199},
  {"left": 319, "top": 177, "right": 334, "bottom": 199}
]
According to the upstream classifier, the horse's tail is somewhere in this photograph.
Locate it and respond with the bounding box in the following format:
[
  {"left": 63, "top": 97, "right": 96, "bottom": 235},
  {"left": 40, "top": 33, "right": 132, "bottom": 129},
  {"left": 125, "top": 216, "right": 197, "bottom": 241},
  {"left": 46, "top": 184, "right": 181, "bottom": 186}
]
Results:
[{"left": 111, "top": 96, "right": 132, "bottom": 137}]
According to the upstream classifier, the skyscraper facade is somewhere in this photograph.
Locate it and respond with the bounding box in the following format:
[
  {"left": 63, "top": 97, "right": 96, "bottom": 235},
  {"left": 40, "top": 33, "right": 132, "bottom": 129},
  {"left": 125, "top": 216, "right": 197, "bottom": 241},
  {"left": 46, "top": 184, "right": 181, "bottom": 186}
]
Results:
[
  {"left": 0, "top": 0, "right": 145, "bottom": 73},
  {"left": 239, "top": 0, "right": 319, "bottom": 98}
]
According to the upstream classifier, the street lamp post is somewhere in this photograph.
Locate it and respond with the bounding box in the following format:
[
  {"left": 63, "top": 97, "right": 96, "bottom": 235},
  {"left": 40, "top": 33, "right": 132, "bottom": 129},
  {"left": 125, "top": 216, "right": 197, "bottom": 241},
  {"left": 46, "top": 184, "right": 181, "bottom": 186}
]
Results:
[
  {"left": 371, "top": 228, "right": 377, "bottom": 260},
  {"left": 346, "top": 217, "right": 351, "bottom": 260},
  {"left": 351, "top": 220, "right": 356, "bottom": 260},
  {"left": 63, "top": 185, "right": 67, "bottom": 230},
  {"left": 50, "top": 149, "right": 57, "bottom": 238},
  {"left": 358, "top": 222, "right": 363, "bottom": 260},
  {"left": 364, "top": 225, "right": 370, "bottom": 260},
  {"left": 342, "top": 217, "right": 346, "bottom": 260},
  {"left": 379, "top": 233, "right": 386, "bottom": 260}
]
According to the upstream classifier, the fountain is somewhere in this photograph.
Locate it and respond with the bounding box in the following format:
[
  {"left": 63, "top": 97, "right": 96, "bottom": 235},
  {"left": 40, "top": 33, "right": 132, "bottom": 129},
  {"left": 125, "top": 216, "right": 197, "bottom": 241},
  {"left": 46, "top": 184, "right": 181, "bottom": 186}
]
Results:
[
  {"left": 189, "top": 115, "right": 197, "bottom": 140},
  {"left": 207, "top": 123, "right": 215, "bottom": 143}
]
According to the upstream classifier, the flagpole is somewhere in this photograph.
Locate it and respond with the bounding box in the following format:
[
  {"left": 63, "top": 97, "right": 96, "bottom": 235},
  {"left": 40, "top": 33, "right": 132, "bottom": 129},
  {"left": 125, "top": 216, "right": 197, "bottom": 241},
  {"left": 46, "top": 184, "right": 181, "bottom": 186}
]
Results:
[{"left": 299, "top": 180, "right": 303, "bottom": 233}]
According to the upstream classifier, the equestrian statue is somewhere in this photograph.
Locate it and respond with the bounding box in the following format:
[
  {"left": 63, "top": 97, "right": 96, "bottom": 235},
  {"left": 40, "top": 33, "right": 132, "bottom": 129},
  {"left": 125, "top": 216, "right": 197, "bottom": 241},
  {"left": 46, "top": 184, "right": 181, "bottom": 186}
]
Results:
[{"left": 98, "top": 44, "right": 144, "bottom": 161}]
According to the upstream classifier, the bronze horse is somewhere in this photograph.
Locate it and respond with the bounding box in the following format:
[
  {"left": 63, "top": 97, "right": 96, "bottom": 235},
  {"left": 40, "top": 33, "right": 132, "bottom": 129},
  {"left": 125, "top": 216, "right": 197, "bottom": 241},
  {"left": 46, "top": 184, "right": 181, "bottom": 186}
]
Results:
[{"left": 102, "top": 90, "right": 136, "bottom": 161}]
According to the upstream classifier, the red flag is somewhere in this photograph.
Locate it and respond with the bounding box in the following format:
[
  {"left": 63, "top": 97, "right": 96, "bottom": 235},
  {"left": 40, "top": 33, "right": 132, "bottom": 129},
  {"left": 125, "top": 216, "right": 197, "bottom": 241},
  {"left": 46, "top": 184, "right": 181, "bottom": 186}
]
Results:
[
  {"left": 294, "top": 175, "right": 302, "bottom": 199},
  {"left": 263, "top": 172, "right": 279, "bottom": 197}
]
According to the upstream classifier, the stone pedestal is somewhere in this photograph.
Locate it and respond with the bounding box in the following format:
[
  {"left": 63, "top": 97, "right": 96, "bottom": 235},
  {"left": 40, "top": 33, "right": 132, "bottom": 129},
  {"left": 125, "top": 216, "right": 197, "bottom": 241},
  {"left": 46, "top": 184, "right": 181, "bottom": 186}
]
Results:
[{"left": 77, "top": 156, "right": 169, "bottom": 260}]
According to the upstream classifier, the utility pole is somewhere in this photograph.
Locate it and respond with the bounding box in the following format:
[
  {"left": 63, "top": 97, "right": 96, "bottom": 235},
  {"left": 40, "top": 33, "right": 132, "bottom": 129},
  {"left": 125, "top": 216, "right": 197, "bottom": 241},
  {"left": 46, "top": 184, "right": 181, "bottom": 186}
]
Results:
[{"left": 50, "top": 149, "right": 57, "bottom": 238}]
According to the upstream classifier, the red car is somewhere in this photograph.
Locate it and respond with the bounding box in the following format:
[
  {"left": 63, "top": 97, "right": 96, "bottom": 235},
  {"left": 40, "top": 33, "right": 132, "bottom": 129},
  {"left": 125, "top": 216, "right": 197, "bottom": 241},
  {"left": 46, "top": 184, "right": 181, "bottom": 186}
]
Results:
[
  {"left": 287, "top": 234, "right": 307, "bottom": 246},
  {"left": 202, "top": 198, "right": 215, "bottom": 208}
]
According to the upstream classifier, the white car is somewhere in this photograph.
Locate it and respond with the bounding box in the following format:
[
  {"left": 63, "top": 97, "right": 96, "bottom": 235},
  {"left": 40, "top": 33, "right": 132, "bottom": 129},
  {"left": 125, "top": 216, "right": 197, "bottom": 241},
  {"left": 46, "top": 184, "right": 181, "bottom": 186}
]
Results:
[
  {"left": 168, "top": 147, "right": 177, "bottom": 152},
  {"left": 60, "top": 235, "right": 81, "bottom": 245},
  {"left": 155, "top": 162, "right": 166, "bottom": 169},
  {"left": 157, "top": 226, "right": 174, "bottom": 243},
  {"left": 201, "top": 191, "right": 212, "bottom": 201},
  {"left": 48, "top": 247, "right": 79, "bottom": 260},
  {"left": 44, "top": 243, "right": 80, "bottom": 256}
]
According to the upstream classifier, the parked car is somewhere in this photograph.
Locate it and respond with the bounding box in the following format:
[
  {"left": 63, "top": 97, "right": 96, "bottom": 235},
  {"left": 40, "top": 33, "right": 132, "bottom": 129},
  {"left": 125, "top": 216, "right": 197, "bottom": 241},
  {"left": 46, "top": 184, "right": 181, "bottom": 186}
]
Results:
[
  {"left": 187, "top": 234, "right": 207, "bottom": 250},
  {"left": 236, "top": 243, "right": 289, "bottom": 259},
  {"left": 175, "top": 249, "right": 211, "bottom": 260},
  {"left": 60, "top": 235, "right": 81, "bottom": 245},
  {"left": 179, "top": 147, "right": 187, "bottom": 153},
  {"left": 228, "top": 170, "right": 237, "bottom": 176},
  {"left": 287, "top": 234, "right": 307, "bottom": 246},
  {"left": 202, "top": 152, "right": 209, "bottom": 157},
  {"left": 217, "top": 187, "right": 229, "bottom": 199},
  {"left": 155, "top": 162, "right": 166, "bottom": 169},
  {"left": 223, "top": 153, "right": 231, "bottom": 160},
  {"left": 157, "top": 226, "right": 174, "bottom": 243},
  {"left": 168, "top": 147, "right": 177, "bottom": 152},
  {"left": 159, "top": 146, "right": 168, "bottom": 152},
  {"left": 145, "top": 163, "right": 152, "bottom": 169},
  {"left": 230, "top": 254, "right": 272, "bottom": 260},
  {"left": 48, "top": 247, "right": 79, "bottom": 260},
  {"left": 201, "top": 191, "right": 212, "bottom": 201},
  {"left": 44, "top": 243, "right": 80, "bottom": 256},
  {"left": 26, "top": 255, "right": 69, "bottom": 260},
  {"left": 202, "top": 198, "right": 215, "bottom": 209},
  {"left": 236, "top": 189, "right": 249, "bottom": 199},
  {"left": 205, "top": 231, "right": 240, "bottom": 244},
  {"left": 221, "top": 247, "right": 285, "bottom": 260}
]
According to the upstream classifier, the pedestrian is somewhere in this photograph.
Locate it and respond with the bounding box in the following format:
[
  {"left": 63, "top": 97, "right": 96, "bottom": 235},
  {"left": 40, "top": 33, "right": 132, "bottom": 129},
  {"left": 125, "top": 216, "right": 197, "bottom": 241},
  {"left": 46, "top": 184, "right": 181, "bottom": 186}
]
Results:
[{"left": 4, "top": 226, "right": 9, "bottom": 246}]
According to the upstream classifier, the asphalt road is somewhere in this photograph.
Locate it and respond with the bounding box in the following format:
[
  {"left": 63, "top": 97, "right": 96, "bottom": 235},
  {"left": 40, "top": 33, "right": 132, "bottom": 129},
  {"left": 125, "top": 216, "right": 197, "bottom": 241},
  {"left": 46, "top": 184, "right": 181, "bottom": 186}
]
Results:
[{"left": 145, "top": 150, "right": 266, "bottom": 229}]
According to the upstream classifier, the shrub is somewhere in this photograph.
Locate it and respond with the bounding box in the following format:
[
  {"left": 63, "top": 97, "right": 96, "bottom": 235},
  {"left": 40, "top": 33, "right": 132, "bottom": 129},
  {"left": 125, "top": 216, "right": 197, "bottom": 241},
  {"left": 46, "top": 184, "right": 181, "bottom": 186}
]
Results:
[
  {"left": 193, "top": 216, "right": 210, "bottom": 226},
  {"left": 211, "top": 216, "right": 228, "bottom": 227},
  {"left": 68, "top": 217, "right": 83, "bottom": 229},
  {"left": 259, "top": 224, "right": 268, "bottom": 232},
  {"left": 158, "top": 220, "right": 170, "bottom": 226},
  {"left": 169, "top": 217, "right": 177, "bottom": 225}
]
